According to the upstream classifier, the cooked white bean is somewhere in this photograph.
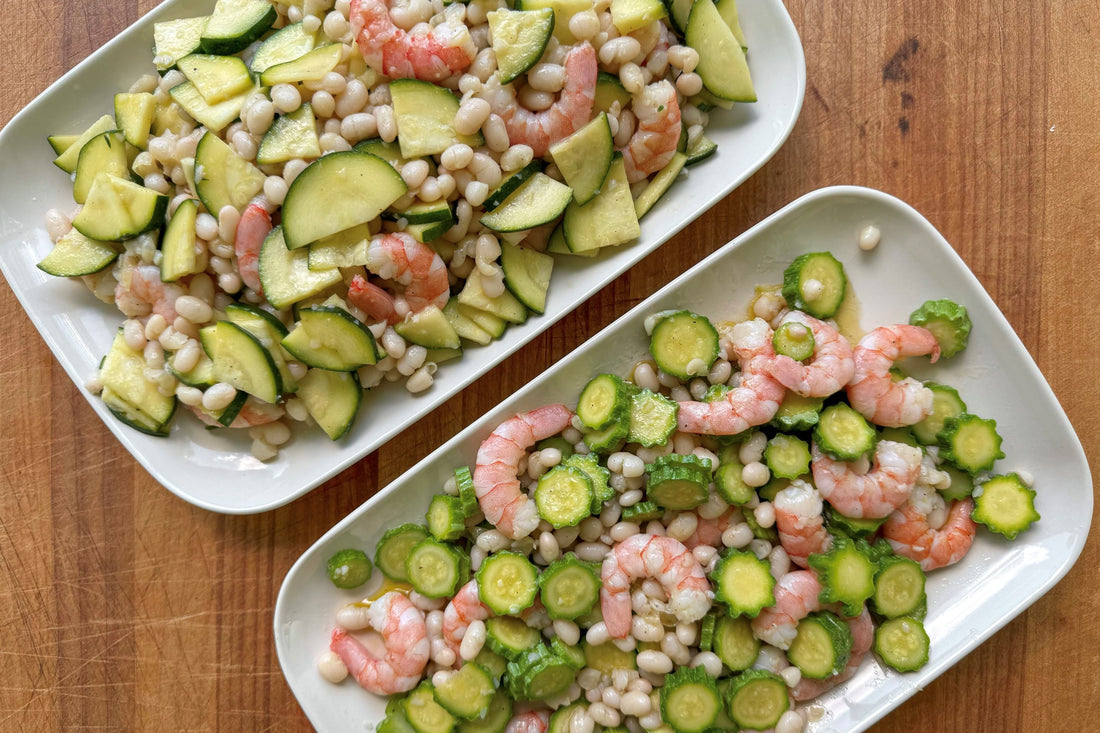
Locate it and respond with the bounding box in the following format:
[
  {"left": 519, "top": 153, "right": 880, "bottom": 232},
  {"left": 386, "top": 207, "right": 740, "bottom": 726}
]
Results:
[
  {"left": 636, "top": 650, "right": 673, "bottom": 674},
  {"left": 552, "top": 619, "right": 580, "bottom": 646},
  {"left": 460, "top": 619, "right": 487, "bottom": 660},
  {"left": 575, "top": 541, "right": 610, "bottom": 562},
  {"left": 317, "top": 650, "right": 348, "bottom": 683}
]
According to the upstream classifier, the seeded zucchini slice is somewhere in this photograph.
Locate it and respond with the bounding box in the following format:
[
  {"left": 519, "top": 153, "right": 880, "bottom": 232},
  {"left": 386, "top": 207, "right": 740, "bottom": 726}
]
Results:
[
  {"left": 814, "top": 403, "right": 877, "bottom": 461},
  {"left": 627, "top": 389, "right": 678, "bottom": 447},
  {"left": 938, "top": 413, "right": 1005, "bottom": 474},
  {"left": 282, "top": 150, "right": 407, "bottom": 249},
  {"left": 488, "top": 8, "right": 556, "bottom": 84},
  {"left": 403, "top": 682, "right": 457, "bottom": 733},
  {"left": 259, "top": 42, "right": 344, "bottom": 86},
  {"left": 539, "top": 554, "right": 600, "bottom": 620},
  {"left": 649, "top": 310, "right": 720, "bottom": 380},
  {"left": 456, "top": 691, "right": 512, "bottom": 733},
  {"left": 282, "top": 306, "right": 380, "bottom": 370},
  {"left": 209, "top": 320, "right": 282, "bottom": 404},
  {"left": 72, "top": 174, "right": 168, "bottom": 242},
  {"left": 485, "top": 616, "right": 541, "bottom": 659},
  {"left": 504, "top": 644, "right": 574, "bottom": 700},
  {"left": 874, "top": 617, "right": 930, "bottom": 672},
  {"left": 576, "top": 373, "right": 632, "bottom": 430},
  {"left": 711, "top": 615, "right": 759, "bottom": 671},
  {"left": 659, "top": 666, "right": 720, "bottom": 733},
  {"left": 37, "top": 229, "right": 119, "bottom": 278},
  {"left": 725, "top": 670, "right": 789, "bottom": 730},
  {"left": 711, "top": 549, "right": 775, "bottom": 617},
  {"left": 972, "top": 473, "right": 1040, "bottom": 539},
  {"left": 789, "top": 611, "right": 854, "bottom": 679},
  {"left": 782, "top": 251, "right": 848, "bottom": 319},
  {"left": 406, "top": 538, "right": 468, "bottom": 599},
  {"left": 646, "top": 454, "right": 711, "bottom": 510},
  {"left": 434, "top": 662, "right": 496, "bottom": 720},
  {"left": 872, "top": 555, "right": 927, "bottom": 619},
  {"left": 500, "top": 241, "right": 554, "bottom": 313},
  {"left": 911, "top": 383, "right": 966, "bottom": 445},
  {"left": 477, "top": 551, "right": 539, "bottom": 615},
  {"left": 909, "top": 298, "right": 972, "bottom": 358},
  {"left": 535, "top": 465, "right": 595, "bottom": 528},
  {"left": 374, "top": 524, "right": 429, "bottom": 582},
  {"left": 808, "top": 537, "right": 877, "bottom": 617},
  {"left": 764, "top": 434, "right": 811, "bottom": 479}
]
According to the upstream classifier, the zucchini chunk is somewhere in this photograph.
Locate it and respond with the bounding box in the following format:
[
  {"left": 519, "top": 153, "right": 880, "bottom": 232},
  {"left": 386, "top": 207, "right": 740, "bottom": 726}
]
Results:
[
  {"left": 685, "top": 0, "right": 756, "bottom": 103},
  {"left": 872, "top": 554, "right": 927, "bottom": 619},
  {"left": 911, "top": 383, "right": 966, "bottom": 445},
  {"left": 633, "top": 151, "right": 688, "bottom": 219},
  {"left": 153, "top": 16, "right": 208, "bottom": 72},
  {"left": 199, "top": 0, "right": 277, "bottom": 56},
  {"left": 403, "top": 681, "right": 457, "bottom": 733},
  {"left": 874, "top": 617, "right": 930, "bottom": 672},
  {"left": 535, "top": 465, "right": 595, "bottom": 527},
  {"left": 256, "top": 103, "right": 322, "bottom": 165},
  {"left": 808, "top": 537, "right": 877, "bottom": 617},
  {"left": 620, "top": 500, "right": 663, "bottom": 523},
  {"left": 476, "top": 551, "right": 539, "bottom": 615},
  {"left": 296, "top": 368, "right": 362, "bottom": 439},
  {"left": 159, "top": 198, "right": 200, "bottom": 282},
  {"left": 433, "top": 662, "right": 496, "bottom": 720},
  {"left": 711, "top": 549, "right": 775, "bottom": 618},
  {"left": 479, "top": 173, "right": 574, "bottom": 233},
  {"left": 454, "top": 465, "right": 480, "bottom": 516},
  {"left": 374, "top": 523, "right": 429, "bottom": 582},
  {"left": 72, "top": 175, "right": 168, "bottom": 242},
  {"left": 426, "top": 494, "right": 467, "bottom": 541},
  {"left": 483, "top": 160, "right": 544, "bottom": 212},
  {"left": 593, "top": 71, "right": 632, "bottom": 116},
  {"left": 194, "top": 131, "right": 266, "bottom": 218},
  {"left": 562, "top": 453, "right": 613, "bottom": 512},
  {"left": 390, "top": 79, "right": 483, "bottom": 159},
  {"left": 763, "top": 434, "right": 811, "bottom": 479},
  {"left": 485, "top": 616, "right": 541, "bottom": 659},
  {"left": 583, "top": 641, "right": 637, "bottom": 675},
  {"left": 325, "top": 548, "right": 373, "bottom": 589},
  {"left": 406, "top": 538, "right": 468, "bottom": 598},
  {"left": 724, "top": 669, "right": 789, "bottom": 731},
  {"left": 456, "top": 691, "right": 512, "bottom": 733},
  {"left": 177, "top": 53, "right": 253, "bottom": 105},
  {"left": 99, "top": 330, "right": 177, "bottom": 435},
  {"left": 711, "top": 614, "right": 759, "bottom": 671},
  {"left": 659, "top": 666, "right": 721, "bottom": 733},
  {"left": 971, "top": 473, "right": 1040, "bottom": 539},
  {"left": 561, "top": 153, "right": 640, "bottom": 253},
  {"left": 487, "top": 8, "right": 556, "bottom": 83},
  {"left": 394, "top": 305, "right": 463, "bottom": 350},
  {"left": 208, "top": 320, "right": 282, "bottom": 404},
  {"left": 627, "top": 389, "right": 679, "bottom": 447},
  {"left": 649, "top": 310, "right": 720, "bottom": 381},
  {"left": 772, "top": 321, "right": 816, "bottom": 362},
  {"left": 259, "top": 227, "right": 346, "bottom": 309},
  {"left": 52, "top": 114, "right": 116, "bottom": 173},
  {"left": 781, "top": 251, "right": 847, "bottom": 319},
  {"left": 909, "top": 298, "right": 972, "bottom": 358},
  {"left": 645, "top": 453, "right": 712, "bottom": 510},
  {"left": 500, "top": 241, "right": 554, "bottom": 314},
  {"left": 249, "top": 21, "right": 316, "bottom": 74},
  {"left": 36, "top": 229, "right": 119, "bottom": 278},
  {"left": 504, "top": 644, "right": 575, "bottom": 700},
  {"left": 576, "top": 373, "right": 633, "bottom": 430},
  {"left": 714, "top": 458, "right": 755, "bottom": 505},
  {"left": 813, "top": 403, "right": 877, "bottom": 461},
  {"left": 769, "top": 392, "right": 825, "bottom": 432},
  {"left": 788, "top": 611, "right": 853, "bottom": 679},
  {"left": 169, "top": 79, "right": 256, "bottom": 134},
  {"left": 937, "top": 413, "right": 1005, "bottom": 474},
  {"left": 258, "top": 43, "right": 343, "bottom": 86},
  {"left": 281, "top": 306, "right": 381, "bottom": 370},
  {"left": 457, "top": 270, "right": 528, "bottom": 324},
  {"left": 549, "top": 112, "right": 615, "bottom": 206},
  {"left": 539, "top": 554, "right": 601, "bottom": 620},
  {"left": 72, "top": 130, "right": 130, "bottom": 206}
]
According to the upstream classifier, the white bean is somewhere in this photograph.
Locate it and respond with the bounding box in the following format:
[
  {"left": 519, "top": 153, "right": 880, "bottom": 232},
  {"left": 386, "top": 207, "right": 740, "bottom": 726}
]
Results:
[
  {"left": 575, "top": 542, "right": 610, "bottom": 562},
  {"left": 636, "top": 650, "right": 673, "bottom": 674},
  {"left": 552, "top": 619, "right": 581, "bottom": 646},
  {"left": 460, "top": 619, "right": 487, "bottom": 660},
  {"left": 539, "top": 531, "right": 561, "bottom": 562},
  {"left": 619, "top": 690, "right": 651, "bottom": 717},
  {"left": 317, "top": 650, "right": 348, "bottom": 683},
  {"left": 690, "top": 651, "right": 724, "bottom": 678},
  {"left": 754, "top": 501, "right": 776, "bottom": 528},
  {"left": 585, "top": 622, "right": 610, "bottom": 646}
]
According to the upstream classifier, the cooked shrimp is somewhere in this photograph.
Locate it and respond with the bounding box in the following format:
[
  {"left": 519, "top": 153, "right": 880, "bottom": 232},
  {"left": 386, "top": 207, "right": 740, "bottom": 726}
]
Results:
[
  {"left": 235, "top": 203, "right": 270, "bottom": 295},
  {"left": 364, "top": 232, "right": 450, "bottom": 316},
  {"left": 114, "top": 263, "right": 183, "bottom": 322},
  {"left": 347, "top": 274, "right": 399, "bottom": 324},
  {"left": 846, "top": 324, "right": 940, "bottom": 427},
  {"left": 188, "top": 399, "right": 285, "bottom": 429},
  {"left": 473, "top": 404, "right": 574, "bottom": 539},
  {"left": 505, "top": 710, "right": 549, "bottom": 733},
  {"left": 750, "top": 570, "right": 823, "bottom": 650},
  {"left": 482, "top": 42, "right": 597, "bottom": 157},
  {"left": 883, "top": 489, "right": 977, "bottom": 571},
  {"left": 763, "top": 312, "right": 855, "bottom": 398},
  {"left": 349, "top": 0, "right": 476, "bottom": 82},
  {"left": 683, "top": 508, "right": 737, "bottom": 549},
  {"left": 811, "top": 440, "right": 922, "bottom": 520},
  {"left": 677, "top": 319, "right": 786, "bottom": 435},
  {"left": 441, "top": 579, "right": 491, "bottom": 657},
  {"left": 601, "top": 534, "right": 711, "bottom": 639},
  {"left": 774, "top": 479, "right": 831, "bottom": 568},
  {"left": 790, "top": 606, "right": 874, "bottom": 701},
  {"left": 329, "top": 591, "right": 430, "bottom": 695},
  {"left": 621, "top": 80, "right": 682, "bottom": 183}
]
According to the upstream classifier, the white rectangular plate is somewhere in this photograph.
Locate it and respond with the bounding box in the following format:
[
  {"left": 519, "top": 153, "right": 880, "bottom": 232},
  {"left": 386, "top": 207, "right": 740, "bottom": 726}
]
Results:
[
  {"left": 0, "top": 0, "right": 805, "bottom": 514},
  {"left": 273, "top": 186, "right": 1092, "bottom": 732}
]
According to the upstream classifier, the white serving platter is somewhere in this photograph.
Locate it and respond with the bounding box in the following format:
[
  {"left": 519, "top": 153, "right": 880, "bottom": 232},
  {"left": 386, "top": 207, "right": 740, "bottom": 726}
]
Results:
[
  {"left": 273, "top": 186, "right": 1092, "bottom": 732},
  {"left": 0, "top": 0, "right": 805, "bottom": 513}
]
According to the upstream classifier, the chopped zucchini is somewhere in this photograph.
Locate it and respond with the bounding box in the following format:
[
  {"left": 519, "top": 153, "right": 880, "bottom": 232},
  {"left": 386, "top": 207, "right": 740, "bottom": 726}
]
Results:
[
  {"left": 685, "top": 0, "right": 756, "bottom": 103},
  {"left": 249, "top": 21, "right": 316, "bottom": 74},
  {"left": 714, "top": 458, "right": 754, "bottom": 505},
  {"left": 406, "top": 538, "right": 468, "bottom": 598},
  {"left": 711, "top": 549, "right": 775, "bottom": 618},
  {"left": 457, "top": 270, "right": 528, "bottom": 324},
  {"left": 199, "top": 0, "right": 277, "bottom": 56},
  {"left": 724, "top": 670, "right": 789, "bottom": 731},
  {"left": 772, "top": 321, "right": 815, "bottom": 362},
  {"left": 939, "top": 464, "right": 976, "bottom": 501},
  {"left": 390, "top": 79, "right": 482, "bottom": 159},
  {"left": 909, "top": 298, "right": 972, "bottom": 358},
  {"left": 576, "top": 373, "right": 633, "bottom": 430},
  {"left": 562, "top": 453, "right": 614, "bottom": 512},
  {"left": 911, "top": 383, "right": 966, "bottom": 445},
  {"left": 193, "top": 130, "right": 265, "bottom": 218},
  {"left": 153, "top": 16, "right": 208, "bottom": 72},
  {"left": 208, "top": 320, "right": 282, "bottom": 404},
  {"left": 813, "top": 403, "right": 877, "bottom": 461},
  {"left": 583, "top": 415, "right": 629, "bottom": 454},
  {"left": 177, "top": 53, "right": 253, "bottom": 105},
  {"left": 326, "top": 548, "right": 373, "bottom": 589},
  {"left": 477, "top": 551, "right": 539, "bottom": 615},
  {"left": 505, "top": 644, "right": 575, "bottom": 700},
  {"left": 500, "top": 241, "right": 554, "bottom": 314},
  {"left": 627, "top": 389, "right": 679, "bottom": 447},
  {"left": 659, "top": 666, "right": 720, "bottom": 733},
  {"left": 479, "top": 173, "right": 574, "bottom": 233},
  {"left": 296, "top": 368, "right": 362, "bottom": 439},
  {"left": 633, "top": 151, "right": 688, "bottom": 219},
  {"left": 403, "top": 681, "right": 457, "bottom": 733},
  {"left": 874, "top": 617, "right": 930, "bottom": 672},
  {"left": 99, "top": 330, "right": 177, "bottom": 435},
  {"left": 485, "top": 616, "right": 541, "bottom": 659},
  {"left": 649, "top": 310, "right": 720, "bottom": 381},
  {"left": 971, "top": 473, "right": 1040, "bottom": 539},
  {"left": 454, "top": 465, "right": 480, "bottom": 516},
  {"left": 487, "top": 8, "right": 556, "bottom": 84},
  {"left": 258, "top": 43, "right": 343, "bottom": 86},
  {"left": 281, "top": 306, "right": 381, "bottom": 370},
  {"left": 427, "top": 494, "right": 467, "bottom": 541},
  {"left": 807, "top": 537, "right": 876, "bottom": 617},
  {"left": 621, "top": 500, "right": 663, "bottom": 523},
  {"left": 535, "top": 465, "right": 595, "bottom": 527},
  {"left": 394, "top": 305, "right": 462, "bottom": 350},
  {"left": 539, "top": 554, "right": 601, "bottom": 620},
  {"left": 160, "top": 198, "right": 200, "bottom": 282},
  {"left": 456, "top": 691, "right": 512, "bottom": 733},
  {"left": 781, "top": 252, "right": 847, "bottom": 319},
  {"left": 259, "top": 226, "right": 345, "bottom": 309},
  {"left": 938, "top": 413, "right": 1005, "bottom": 474},
  {"left": 788, "top": 611, "right": 853, "bottom": 679},
  {"left": 433, "top": 663, "right": 496, "bottom": 720},
  {"left": 645, "top": 453, "right": 711, "bottom": 510},
  {"left": 871, "top": 555, "right": 927, "bottom": 619},
  {"left": 763, "top": 434, "right": 811, "bottom": 479},
  {"left": 561, "top": 153, "right": 640, "bottom": 253},
  {"left": 374, "top": 524, "right": 429, "bottom": 582},
  {"left": 52, "top": 115, "right": 116, "bottom": 173},
  {"left": 72, "top": 175, "right": 167, "bottom": 242},
  {"left": 36, "top": 228, "right": 119, "bottom": 278},
  {"left": 256, "top": 103, "right": 322, "bottom": 164},
  {"left": 549, "top": 112, "right": 615, "bottom": 206},
  {"left": 711, "top": 614, "right": 759, "bottom": 672},
  {"left": 72, "top": 131, "right": 130, "bottom": 206},
  {"left": 583, "top": 641, "right": 637, "bottom": 675},
  {"left": 769, "top": 392, "right": 824, "bottom": 432}
]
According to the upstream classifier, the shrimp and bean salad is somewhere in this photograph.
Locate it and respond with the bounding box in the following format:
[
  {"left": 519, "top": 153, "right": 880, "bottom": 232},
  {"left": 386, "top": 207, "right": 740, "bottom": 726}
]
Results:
[
  {"left": 316, "top": 251, "right": 1040, "bottom": 732},
  {"left": 38, "top": 0, "right": 752, "bottom": 459}
]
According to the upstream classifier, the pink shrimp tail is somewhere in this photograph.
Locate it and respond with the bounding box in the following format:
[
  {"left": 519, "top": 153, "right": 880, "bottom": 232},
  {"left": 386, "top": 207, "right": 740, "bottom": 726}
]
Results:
[
  {"left": 348, "top": 274, "right": 399, "bottom": 324},
  {"left": 235, "top": 203, "right": 271, "bottom": 295},
  {"left": 621, "top": 80, "right": 682, "bottom": 183}
]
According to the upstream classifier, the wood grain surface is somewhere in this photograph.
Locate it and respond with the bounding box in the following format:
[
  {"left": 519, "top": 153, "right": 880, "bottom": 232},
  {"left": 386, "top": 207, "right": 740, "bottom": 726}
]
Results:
[{"left": 1, "top": 1, "right": 1097, "bottom": 730}]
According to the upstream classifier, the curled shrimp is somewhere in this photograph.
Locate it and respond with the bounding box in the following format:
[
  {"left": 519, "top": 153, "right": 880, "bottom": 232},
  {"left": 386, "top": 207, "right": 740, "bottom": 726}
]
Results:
[
  {"left": 473, "top": 404, "right": 575, "bottom": 539},
  {"left": 790, "top": 606, "right": 874, "bottom": 701},
  {"left": 329, "top": 591, "right": 430, "bottom": 695},
  {"left": 601, "top": 534, "right": 711, "bottom": 639},
  {"left": 505, "top": 711, "right": 549, "bottom": 733},
  {"left": 114, "top": 262, "right": 183, "bottom": 322},
  {"left": 349, "top": 0, "right": 475, "bottom": 82},
  {"left": 774, "top": 479, "right": 832, "bottom": 568},
  {"left": 763, "top": 311, "right": 855, "bottom": 398},
  {"left": 811, "top": 440, "right": 922, "bottom": 520},
  {"left": 441, "top": 579, "right": 491, "bottom": 658},
  {"left": 235, "top": 203, "right": 271, "bottom": 295},
  {"left": 188, "top": 399, "right": 285, "bottom": 429},
  {"left": 357, "top": 232, "right": 450, "bottom": 317},
  {"left": 621, "top": 80, "right": 682, "bottom": 183},
  {"left": 483, "top": 42, "right": 597, "bottom": 157},
  {"left": 846, "top": 324, "right": 940, "bottom": 427},
  {"left": 883, "top": 488, "right": 977, "bottom": 571},
  {"left": 750, "top": 570, "right": 824, "bottom": 650},
  {"left": 677, "top": 319, "right": 787, "bottom": 436},
  {"left": 347, "top": 275, "right": 399, "bottom": 325}
]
